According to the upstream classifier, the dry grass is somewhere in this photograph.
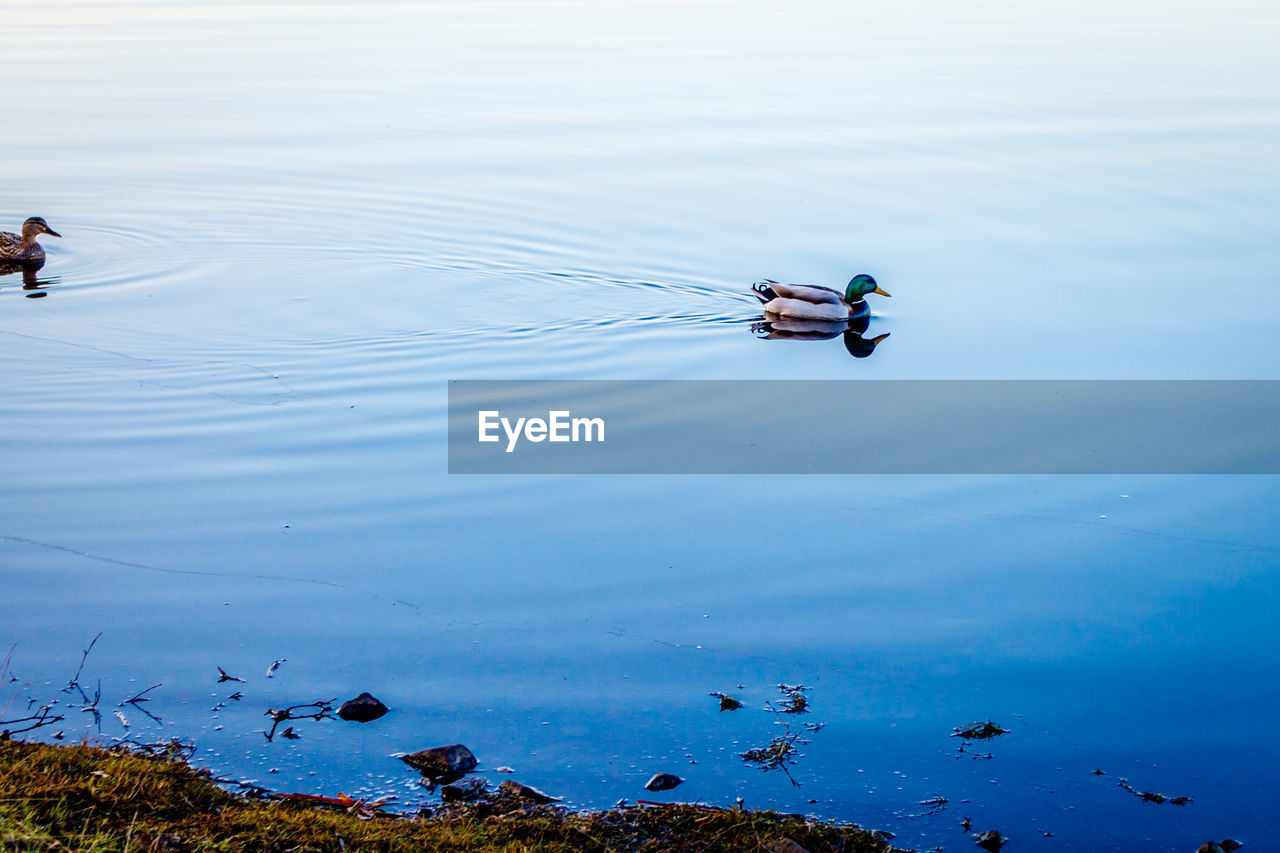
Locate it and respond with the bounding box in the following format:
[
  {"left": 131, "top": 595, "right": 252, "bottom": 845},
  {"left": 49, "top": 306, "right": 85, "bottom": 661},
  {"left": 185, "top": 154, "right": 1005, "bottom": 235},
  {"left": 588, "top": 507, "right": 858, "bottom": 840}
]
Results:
[{"left": 0, "top": 739, "right": 897, "bottom": 852}]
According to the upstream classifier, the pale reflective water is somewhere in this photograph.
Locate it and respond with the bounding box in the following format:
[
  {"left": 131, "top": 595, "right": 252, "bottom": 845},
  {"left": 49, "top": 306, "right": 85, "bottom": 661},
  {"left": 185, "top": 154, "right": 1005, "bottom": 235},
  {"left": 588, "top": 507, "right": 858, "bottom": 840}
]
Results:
[{"left": 3, "top": 1, "right": 1279, "bottom": 849}]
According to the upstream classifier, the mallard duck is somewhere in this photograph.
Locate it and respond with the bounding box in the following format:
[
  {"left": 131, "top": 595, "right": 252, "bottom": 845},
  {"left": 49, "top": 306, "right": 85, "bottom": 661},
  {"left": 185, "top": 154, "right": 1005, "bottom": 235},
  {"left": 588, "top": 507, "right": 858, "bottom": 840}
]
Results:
[
  {"left": 0, "top": 217, "right": 61, "bottom": 262},
  {"left": 752, "top": 274, "right": 889, "bottom": 321}
]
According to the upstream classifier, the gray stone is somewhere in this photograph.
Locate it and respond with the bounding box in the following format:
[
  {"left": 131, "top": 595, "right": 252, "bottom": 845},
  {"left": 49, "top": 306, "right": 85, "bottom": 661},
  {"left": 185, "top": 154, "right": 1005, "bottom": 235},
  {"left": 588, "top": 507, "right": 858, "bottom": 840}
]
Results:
[
  {"left": 440, "top": 777, "right": 489, "bottom": 802},
  {"left": 498, "top": 779, "right": 560, "bottom": 804},
  {"left": 401, "top": 744, "right": 478, "bottom": 783},
  {"left": 975, "top": 829, "right": 1007, "bottom": 851},
  {"left": 644, "top": 772, "right": 683, "bottom": 792}
]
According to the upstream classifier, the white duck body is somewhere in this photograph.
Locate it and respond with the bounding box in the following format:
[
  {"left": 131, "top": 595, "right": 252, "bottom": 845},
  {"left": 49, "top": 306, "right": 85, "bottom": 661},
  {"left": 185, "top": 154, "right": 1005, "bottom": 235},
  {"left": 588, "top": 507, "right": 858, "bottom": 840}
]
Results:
[{"left": 752, "top": 280, "right": 869, "bottom": 321}]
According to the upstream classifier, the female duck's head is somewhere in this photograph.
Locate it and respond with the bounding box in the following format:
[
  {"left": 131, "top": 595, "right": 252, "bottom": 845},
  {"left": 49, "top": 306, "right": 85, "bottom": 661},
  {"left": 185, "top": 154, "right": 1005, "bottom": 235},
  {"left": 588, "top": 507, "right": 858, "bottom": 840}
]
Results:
[
  {"left": 844, "top": 274, "right": 890, "bottom": 302},
  {"left": 22, "top": 217, "right": 60, "bottom": 241}
]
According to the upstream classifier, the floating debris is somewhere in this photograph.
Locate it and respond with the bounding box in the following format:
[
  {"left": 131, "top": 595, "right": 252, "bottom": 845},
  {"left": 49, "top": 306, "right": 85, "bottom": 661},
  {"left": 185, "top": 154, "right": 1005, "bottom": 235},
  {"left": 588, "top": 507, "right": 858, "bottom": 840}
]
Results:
[
  {"left": 337, "top": 692, "right": 388, "bottom": 723},
  {"left": 280, "top": 727, "right": 300, "bottom": 740},
  {"left": 216, "top": 667, "right": 244, "bottom": 684},
  {"left": 776, "top": 684, "right": 809, "bottom": 714},
  {"left": 120, "top": 684, "right": 161, "bottom": 707},
  {"left": 743, "top": 738, "right": 797, "bottom": 769},
  {"left": 710, "top": 692, "right": 744, "bottom": 711},
  {"left": 1118, "top": 778, "right": 1192, "bottom": 805},
  {"left": 263, "top": 700, "right": 335, "bottom": 741},
  {"left": 974, "top": 829, "right": 1007, "bottom": 851},
  {"left": 644, "top": 773, "right": 683, "bottom": 792},
  {"left": 495, "top": 766, "right": 516, "bottom": 774},
  {"left": 952, "top": 721, "right": 1009, "bottom": 741},
  {"left": 899, "top": 795, "right": 948, "bottom": 819},
  {"left": 266, "top": 659, "right": 287, "bottom": 678}
]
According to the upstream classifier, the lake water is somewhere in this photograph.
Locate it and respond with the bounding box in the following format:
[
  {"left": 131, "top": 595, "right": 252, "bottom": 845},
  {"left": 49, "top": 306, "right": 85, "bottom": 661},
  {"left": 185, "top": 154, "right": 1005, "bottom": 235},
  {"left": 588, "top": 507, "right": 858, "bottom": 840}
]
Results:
[{"left": 3, "top": 1, "right": 1278, "bottom": 849}]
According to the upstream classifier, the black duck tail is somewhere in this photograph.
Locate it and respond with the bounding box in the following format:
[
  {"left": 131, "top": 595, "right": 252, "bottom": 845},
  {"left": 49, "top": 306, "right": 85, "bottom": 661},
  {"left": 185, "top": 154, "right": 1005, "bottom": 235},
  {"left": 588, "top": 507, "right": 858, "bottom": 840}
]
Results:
[{"left": 751, "top": 280, "right": 779, "bottom": 303}]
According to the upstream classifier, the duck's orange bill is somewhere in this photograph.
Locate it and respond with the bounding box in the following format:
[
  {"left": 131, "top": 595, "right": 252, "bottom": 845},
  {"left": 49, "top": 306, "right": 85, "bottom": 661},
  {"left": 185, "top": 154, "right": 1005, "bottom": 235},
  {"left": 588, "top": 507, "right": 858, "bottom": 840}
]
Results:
[{"left": 873, "top": 286, "right": 891, "bottom": 297}]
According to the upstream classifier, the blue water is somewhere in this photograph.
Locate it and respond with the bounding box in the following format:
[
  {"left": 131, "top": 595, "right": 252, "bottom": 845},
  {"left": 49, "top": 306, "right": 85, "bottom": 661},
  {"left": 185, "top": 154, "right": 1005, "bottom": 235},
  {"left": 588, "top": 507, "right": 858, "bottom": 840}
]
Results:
[{"left": 3, "top": 1, "right": 1278, "bottom": 849}]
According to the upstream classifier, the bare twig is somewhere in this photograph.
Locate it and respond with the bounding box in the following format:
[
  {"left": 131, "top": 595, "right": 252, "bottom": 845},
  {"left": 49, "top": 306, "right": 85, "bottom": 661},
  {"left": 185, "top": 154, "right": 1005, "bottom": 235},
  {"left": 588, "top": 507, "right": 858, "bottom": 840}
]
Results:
[
  {"left": 121, "top": 684, "right": 162, "bottom": 706},
  {"left": 217, "top": 667, "right": 245, "bottom": 684},
  {"left": 0, "top": 704, "right": 67, "bottom": 736},
  {"left": 263, "top": 699, "right": 335, "bottom": 741},
  {"left": 118, "top": 684, "right": 164, "bottom": 725},
  {"left": 64, "top": 632, "right": 102, "bottom": 693}
]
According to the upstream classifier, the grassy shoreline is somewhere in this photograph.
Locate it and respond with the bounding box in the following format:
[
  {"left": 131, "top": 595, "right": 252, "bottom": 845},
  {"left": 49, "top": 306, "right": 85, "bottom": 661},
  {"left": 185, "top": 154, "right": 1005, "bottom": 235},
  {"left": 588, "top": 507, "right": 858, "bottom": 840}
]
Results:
[{"left": 0, "top": 738, "right": 897, "bottom": 852}]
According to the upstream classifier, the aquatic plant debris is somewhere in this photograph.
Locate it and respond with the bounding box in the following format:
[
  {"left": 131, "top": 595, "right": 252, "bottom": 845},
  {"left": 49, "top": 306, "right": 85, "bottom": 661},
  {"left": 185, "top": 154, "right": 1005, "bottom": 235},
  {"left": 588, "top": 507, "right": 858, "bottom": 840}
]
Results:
[
  {"left": 898, "top": 795, "right": 948, "bottom": 819},
  {"left": 735, "top": 685, "right": 826, "bottom": 785},
  {"left": 1118, "top": 777, "right": 1192, "bottom": 805},
  {"left": 710, "top": 691, "right": 744, "bottom": 711},
  {"left": 741, "top": 720, "right": 825, "bottom": 787},
  {"left": 952, "top": 721, "right": 1009, "bottom": 740},
  {"left": 776, "top": 683, "right": 809, "bottom": 714}
]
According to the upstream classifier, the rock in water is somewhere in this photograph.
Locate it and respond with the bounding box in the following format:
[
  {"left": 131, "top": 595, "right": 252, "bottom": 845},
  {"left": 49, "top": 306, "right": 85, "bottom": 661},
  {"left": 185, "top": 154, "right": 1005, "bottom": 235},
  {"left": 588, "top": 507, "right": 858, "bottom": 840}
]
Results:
[
  {"left": 498, "top": 780, "right": 561, "bottom": 804},
  {"left": 441, "top": 777, "right": 490, "bottom": 802},
  {"left": 644, "top": 772, "right": 683, "bottom": 792},
  {"left": 337, "top": 692, "right": 388, "bottom": 722},
  {"left": 974, "top": 830, "right": 1007, "bottom": 851},
  {"left": 401, "top": 744, "right": 478, "bottom": 784},
  {"left": 1198, "top": 843, "right": 1243, "bottom": 853}
]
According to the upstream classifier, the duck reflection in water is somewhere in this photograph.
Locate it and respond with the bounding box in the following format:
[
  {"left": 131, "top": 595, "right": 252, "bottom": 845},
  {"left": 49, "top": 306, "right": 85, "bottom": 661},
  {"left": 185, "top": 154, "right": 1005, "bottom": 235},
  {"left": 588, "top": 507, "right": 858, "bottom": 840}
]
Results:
[
  {"left": 751, "top": 312, "right": 890, "bottom": 358},
  {"left": 0, "top": 258, "right": 59, "bottom": 297}
]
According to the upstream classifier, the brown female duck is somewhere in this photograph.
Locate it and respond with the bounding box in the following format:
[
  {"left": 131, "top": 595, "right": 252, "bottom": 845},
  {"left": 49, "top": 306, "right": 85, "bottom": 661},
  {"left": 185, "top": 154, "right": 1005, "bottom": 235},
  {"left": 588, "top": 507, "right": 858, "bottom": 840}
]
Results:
[{"left": 0, "top": 217, "right": 61, "bottom": 262}]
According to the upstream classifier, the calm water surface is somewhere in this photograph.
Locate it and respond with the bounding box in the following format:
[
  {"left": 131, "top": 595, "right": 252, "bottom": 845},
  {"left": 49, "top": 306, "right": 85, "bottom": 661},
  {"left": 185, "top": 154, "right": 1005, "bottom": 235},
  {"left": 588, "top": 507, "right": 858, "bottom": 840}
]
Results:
[{"left": 3, "top": 1, "right": 1279, "bottom": 849}]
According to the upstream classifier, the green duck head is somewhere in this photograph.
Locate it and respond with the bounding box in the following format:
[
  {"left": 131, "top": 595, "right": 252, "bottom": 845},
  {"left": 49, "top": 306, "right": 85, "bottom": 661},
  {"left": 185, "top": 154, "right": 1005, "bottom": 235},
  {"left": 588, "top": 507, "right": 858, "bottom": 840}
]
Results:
[{"left": 844, "top": 274, "right": 890, "bottom": 302}]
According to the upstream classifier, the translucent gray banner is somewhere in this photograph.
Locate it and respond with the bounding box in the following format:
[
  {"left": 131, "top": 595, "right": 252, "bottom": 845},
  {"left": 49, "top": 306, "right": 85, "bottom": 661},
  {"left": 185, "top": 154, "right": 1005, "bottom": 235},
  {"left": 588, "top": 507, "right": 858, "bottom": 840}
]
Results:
[{"left": 447, "top": 380, "right": 1280, "bottom": 474}]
